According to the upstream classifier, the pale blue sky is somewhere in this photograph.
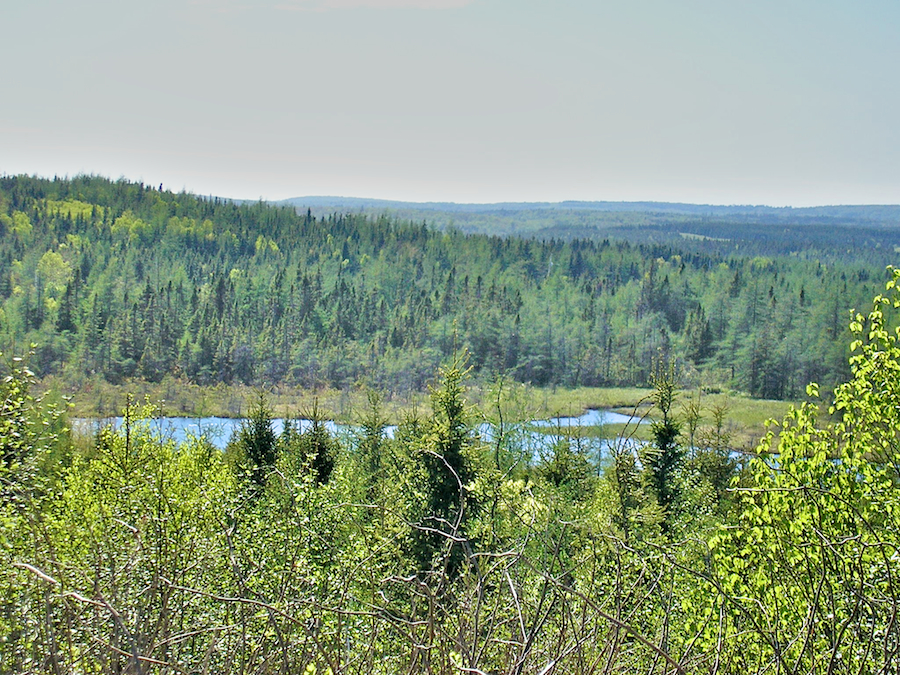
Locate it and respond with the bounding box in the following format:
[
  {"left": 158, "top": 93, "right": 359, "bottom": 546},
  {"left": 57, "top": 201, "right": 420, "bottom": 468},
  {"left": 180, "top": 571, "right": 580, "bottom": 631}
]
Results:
[{"left": 2, "top": 0, "right": 898, "bottom": 205}]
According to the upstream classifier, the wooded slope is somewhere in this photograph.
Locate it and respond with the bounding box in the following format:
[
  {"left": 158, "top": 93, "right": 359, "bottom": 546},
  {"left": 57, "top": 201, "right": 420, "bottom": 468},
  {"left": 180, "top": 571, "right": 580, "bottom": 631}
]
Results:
[{"left": 0, "top": 175, "right": 890, "bottom": 398}]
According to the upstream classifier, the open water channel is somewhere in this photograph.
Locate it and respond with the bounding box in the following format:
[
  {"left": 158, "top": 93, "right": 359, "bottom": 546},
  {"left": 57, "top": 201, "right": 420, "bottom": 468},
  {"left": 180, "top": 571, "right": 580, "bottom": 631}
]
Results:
[{"left": 74, "top": 409, "right": 646, "bottom": 464}]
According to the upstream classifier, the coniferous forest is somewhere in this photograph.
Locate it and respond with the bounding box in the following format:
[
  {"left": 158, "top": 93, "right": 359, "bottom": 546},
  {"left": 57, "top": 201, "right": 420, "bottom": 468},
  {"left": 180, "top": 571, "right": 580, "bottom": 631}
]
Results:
[
  {"left": 1, "top": 174, "right": 900, "bottom": 673},
  {"left": 0, "top": 174, "right": 893, "bottom": 400}
]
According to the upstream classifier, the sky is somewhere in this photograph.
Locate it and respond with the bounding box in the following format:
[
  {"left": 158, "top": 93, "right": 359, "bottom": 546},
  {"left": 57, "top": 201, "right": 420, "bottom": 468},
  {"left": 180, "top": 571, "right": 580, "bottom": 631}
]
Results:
[{"left": 2, "top": 0, "right": 899, "bottom": 206}]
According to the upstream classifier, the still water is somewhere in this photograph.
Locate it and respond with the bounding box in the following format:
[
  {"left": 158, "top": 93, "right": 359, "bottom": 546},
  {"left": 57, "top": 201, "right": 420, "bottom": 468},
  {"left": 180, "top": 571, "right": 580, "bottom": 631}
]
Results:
[{"left": 74, "top": 409, "right": 645, "bottom": 463}]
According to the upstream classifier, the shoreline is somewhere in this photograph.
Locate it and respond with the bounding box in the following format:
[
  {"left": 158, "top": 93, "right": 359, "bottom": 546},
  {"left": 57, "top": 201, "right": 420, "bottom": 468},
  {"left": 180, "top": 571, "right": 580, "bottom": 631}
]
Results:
[{"left": 40, "top": 376, "right": 794, "bottom": 451}]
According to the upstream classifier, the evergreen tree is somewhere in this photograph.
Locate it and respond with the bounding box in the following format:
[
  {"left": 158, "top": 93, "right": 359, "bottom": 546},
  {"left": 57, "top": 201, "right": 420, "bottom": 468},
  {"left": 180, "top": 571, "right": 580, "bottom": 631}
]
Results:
[
  {"left": 234, "top": 390, "right": 277, "bottom": 487},
  {"left": 642, "top": 360, "right": 683, "bottom": 533}
]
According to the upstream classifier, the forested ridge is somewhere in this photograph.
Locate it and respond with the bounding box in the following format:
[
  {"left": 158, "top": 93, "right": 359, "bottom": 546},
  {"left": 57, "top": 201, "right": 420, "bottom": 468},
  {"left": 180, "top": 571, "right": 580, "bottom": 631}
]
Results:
[{"left": 0, "top": 174, "right": 892, "bottom": 398}]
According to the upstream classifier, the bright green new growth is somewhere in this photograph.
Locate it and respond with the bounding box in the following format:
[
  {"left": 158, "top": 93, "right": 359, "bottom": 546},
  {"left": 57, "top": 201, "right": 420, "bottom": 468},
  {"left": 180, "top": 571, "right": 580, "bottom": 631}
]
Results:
[
  {"left": 707, "top": 267, "right": 900, "bottom": 672},
  {"left": 2, "top": 273, "right": 900, "bottom": 672}
]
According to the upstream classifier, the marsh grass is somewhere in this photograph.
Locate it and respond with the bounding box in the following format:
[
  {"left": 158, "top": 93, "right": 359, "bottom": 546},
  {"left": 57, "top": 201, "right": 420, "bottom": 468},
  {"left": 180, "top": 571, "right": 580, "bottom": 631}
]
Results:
[
  {"left": 41, "top": 375, "right": 797, "bottom": 449},
  {"left": 40, "top": 374, "right": 431, "bottom": 423}
]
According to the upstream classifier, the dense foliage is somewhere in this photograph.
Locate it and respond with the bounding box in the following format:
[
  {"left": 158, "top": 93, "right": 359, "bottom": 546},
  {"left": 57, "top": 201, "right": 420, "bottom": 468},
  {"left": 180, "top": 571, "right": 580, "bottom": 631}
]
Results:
[
  {"left": 2, "top": 273, "right": 900, "bottom": 673},
  {"left": 0, "top": 174, "right": 890, "bottom": 399}
]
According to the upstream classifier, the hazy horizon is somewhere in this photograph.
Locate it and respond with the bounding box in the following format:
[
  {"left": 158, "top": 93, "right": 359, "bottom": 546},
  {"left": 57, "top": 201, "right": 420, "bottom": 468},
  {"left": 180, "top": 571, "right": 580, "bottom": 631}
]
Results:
[
  {"left": 7, "top": 172, "right": 900, "bottom": 211},
  {"left": 3, "top": 1, "right": 899, "bottom": 208},
  {"left": 277, "top": 195, "right": 900, "bottom": 209}
]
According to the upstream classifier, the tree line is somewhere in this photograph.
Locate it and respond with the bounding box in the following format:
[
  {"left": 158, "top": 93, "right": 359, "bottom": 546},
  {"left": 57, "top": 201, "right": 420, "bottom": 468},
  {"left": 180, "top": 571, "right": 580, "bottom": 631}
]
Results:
[{"left": 0, "top": 174, "right": 889, "bottom": 399}]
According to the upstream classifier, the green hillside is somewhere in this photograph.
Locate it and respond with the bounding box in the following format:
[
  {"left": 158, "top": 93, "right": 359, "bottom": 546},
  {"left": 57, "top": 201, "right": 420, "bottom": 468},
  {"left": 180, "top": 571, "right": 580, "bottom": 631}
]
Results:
[{"left": 0, "top": 174, "right": 892, "bottom": 400}]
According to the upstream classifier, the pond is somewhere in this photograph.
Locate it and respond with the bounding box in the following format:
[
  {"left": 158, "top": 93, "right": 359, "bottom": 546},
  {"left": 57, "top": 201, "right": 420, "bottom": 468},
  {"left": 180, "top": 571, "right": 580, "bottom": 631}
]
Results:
[{"left": 72, "top": 408, "right": 648, "bottom": 464}]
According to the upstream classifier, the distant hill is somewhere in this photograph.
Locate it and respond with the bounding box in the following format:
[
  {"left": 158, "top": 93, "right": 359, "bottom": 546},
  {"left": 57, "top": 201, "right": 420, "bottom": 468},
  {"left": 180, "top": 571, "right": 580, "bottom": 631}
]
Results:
[
  {"left": 278, "top": 196, "right": 900, "bottom": 224},
  {"left": 275, "top": 196, "right": 900, "bottom": 249}
]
